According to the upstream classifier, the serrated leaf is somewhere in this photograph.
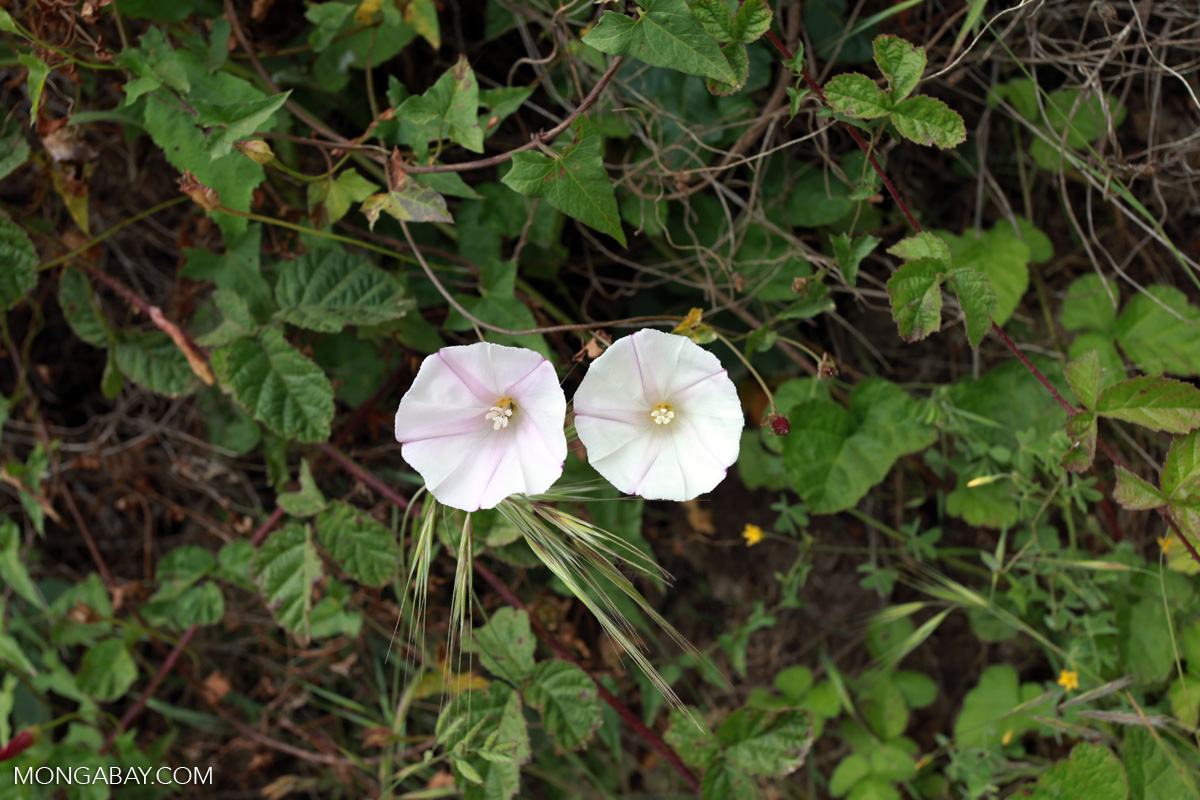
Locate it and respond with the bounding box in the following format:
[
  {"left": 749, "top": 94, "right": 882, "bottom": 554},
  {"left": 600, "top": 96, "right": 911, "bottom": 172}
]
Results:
[
  {"left": 873, "top": 35, "right": 925, "bottom": 102},
  {"left": 274, "top": 249, "right": 411, "bottom": 333},
  {"left": 717, "top": 707, "right": 813, "bottom": 778},
  {"left": 1163, "top": 431, "right": 1200, "bottom": 504},
  {"left": 278, "top": 459, "right": 327, "bottom": 517},
  {"left": 1115, "top": 285, "right": 1200, "bottom": 376},
  {"left": 525, "top": 661, "right": 603, "bottom": 751},
  {"left": 831, "top": 232, "right": 879, "bottom": 287},
  {"left": 1095, "top": 375, "right": 1200, "bottom": 433},
  {"left": 1026, "top": 743, "right": 1128, "bottom": 800},
  {"left": 732, "top": 0, "right": 772, "bottom": 43},
  {"left": 690, "top": 0, "right": 734, "bottom": 40},
  {"left": 582, "top": 0, "right": 736, "bottom": 83},
  {"left": 1062, "top": 274, "right": 1118, "bottom": 333},
  {"left": 76, "top": 640, "right": 138, "bottom": 702},
  {"left": 948, "top": 268, "right": 996, "bottom": 347},
  {"left": 891, "top": 95, "right": 966, "bottom": 148},
  {"left": 398, "top": 55, "right": 482, "bottom": 152},
  {"left": 501, "top": 117, "right": 625, "bottom": 246},
  {"left": 1065, "top": 349, "right": 1101, "bottom": 410},
  {"left": 211, "top": 327, "right": 335, "bottom": 442},
  {"left": 197, "top": 289, "right": 257, "bottom": 347},
  {"left": 174, "top": 581, "right": 225, "bottom": 627},
  {"left": 824, "top": 73, "right": 892, "bottom": 119},
  {"left": 254, "top": 524, "right": 322, "bottom": 644},
  {"left": 886, "top": 258, "right": 944, "bottom": 341},
  {"left": 0, "top": 214, "right": 36, "bottom": 312},
  {"left": 469, "top": 608, "right": 536, "bottom": 685},
  {"left": 361, "top": 183, "right": 452, "bottom": 228},
  {"left": 664, "top": 707, "right": 720, "bottom": 769},
  {"left": 706, "top": 41, "right": 749, "bottom": 96},
  {"left": 887, "top": 232, "right": 951, "bottom": 263},
  {"left": 439, "top": 686, "right": 530, "bottom": 800},
  {"left": 58, "top": 267, "right": 109, "bottom": 347},
  {"left": 1060, "top": 411, "right": 1097, "bottom": 473},
  {"left": 939, "top": 225, "right": 1030, "bottom": 326},
  {"left": 781, "top": 379, "right": 936, "bottom": 513},
  {"left": 1113, "top": 466, "right": 1166, "bottom": 510},
  {"left": 315, "top": 501, "right": 399, "bottom": 587},
  {"left": 114, "top": 330, "right": 197, "bottom": 396}
]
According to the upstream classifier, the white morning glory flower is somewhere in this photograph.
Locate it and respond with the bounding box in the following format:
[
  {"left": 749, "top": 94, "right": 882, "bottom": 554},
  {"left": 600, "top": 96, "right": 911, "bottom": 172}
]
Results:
[
  {"left": 573, "top": 328, "right": 743, "bottom": 501},
  {"left": 394, "top": 342, "right": 567, "bottom": 511}
]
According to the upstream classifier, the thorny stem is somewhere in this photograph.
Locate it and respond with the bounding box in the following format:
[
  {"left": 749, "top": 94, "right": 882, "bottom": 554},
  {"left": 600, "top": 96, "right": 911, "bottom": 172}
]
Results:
[
  {"left": 763, "top": 25, "right": 1200, "bottom": 567},
  {"left": 473, "top": 562, "right": 703, "bottom": 796}
]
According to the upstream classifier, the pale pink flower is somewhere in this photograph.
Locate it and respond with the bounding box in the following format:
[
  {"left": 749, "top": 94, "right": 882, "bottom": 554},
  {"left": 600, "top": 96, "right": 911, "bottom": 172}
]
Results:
[
  {"left": 394, "top": 342, "right": 567, "bottom": 511},
  {"left": 573, "top": 329, "right": 743, "bottom": 501}
]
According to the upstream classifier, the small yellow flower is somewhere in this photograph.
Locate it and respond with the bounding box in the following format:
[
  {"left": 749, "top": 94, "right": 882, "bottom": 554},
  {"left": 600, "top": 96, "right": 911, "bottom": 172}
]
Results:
[
  {"left": 1158, "top": 536, "right": 1175, "bottom": 554},
  {"left": 742, "top": 523, "right": 764, "bottom": 547},
  {"left": 1057, "top": 670, "right": 1079, "bottom": 692}
]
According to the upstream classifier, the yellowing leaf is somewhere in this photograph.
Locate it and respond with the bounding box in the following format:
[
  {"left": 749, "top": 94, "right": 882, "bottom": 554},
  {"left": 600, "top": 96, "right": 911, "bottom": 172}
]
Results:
[{"left": 354, "top": 0, "right": 382, "bottom": 25}]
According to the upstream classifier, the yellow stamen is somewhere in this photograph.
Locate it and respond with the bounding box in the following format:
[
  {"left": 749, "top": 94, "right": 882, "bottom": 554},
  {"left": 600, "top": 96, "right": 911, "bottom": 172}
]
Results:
[{"left": 485, "top": 398, "right": 516, "bottom": 430}]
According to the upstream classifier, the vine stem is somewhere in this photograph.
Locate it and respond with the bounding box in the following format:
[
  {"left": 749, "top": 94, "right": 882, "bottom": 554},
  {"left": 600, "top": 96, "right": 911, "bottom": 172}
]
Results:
[
  {"left": 763, "top": 26, "right": 1200, "bottom": 568},
  {"left": 472, "top": 562, "right": 703, "bottom": 796}
]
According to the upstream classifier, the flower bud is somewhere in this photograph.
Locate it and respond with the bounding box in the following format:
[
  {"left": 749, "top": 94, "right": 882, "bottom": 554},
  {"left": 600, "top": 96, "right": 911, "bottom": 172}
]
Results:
[
  {"left": 234, "top": 140, "right": 274, "bottom": 164},
  {"left": 177, "top": 170, "right": 221, "bottom": 211},
  {"left": 763, "top": 411, "right": 790, "bottom": 436},
  {"left": 0, "top": 728, "right": 41, "bottom": 762},
  {"left": 792, "top": 277, "right": 809, "bottom": 296},
  {"left": 818, "top": 353, "right": 838, "bottom": 380}
]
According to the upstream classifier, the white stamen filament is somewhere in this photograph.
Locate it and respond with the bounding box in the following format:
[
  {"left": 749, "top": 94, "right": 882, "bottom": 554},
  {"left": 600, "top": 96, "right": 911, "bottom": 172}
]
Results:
[
  {"left": 485, "top": 406, "right": 513, "bottom": 430},
  {"left": 650, "top": 406, "right": 675, "bottom": 425}
]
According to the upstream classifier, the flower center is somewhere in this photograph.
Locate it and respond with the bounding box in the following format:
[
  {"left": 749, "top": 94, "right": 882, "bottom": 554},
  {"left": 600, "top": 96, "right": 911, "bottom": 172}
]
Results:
[
  {"left": 485, "top": 397, "right": 516, "bottom": 430},
  {"left": 650, "top": 403, "right": 675, "bottom": 425}
]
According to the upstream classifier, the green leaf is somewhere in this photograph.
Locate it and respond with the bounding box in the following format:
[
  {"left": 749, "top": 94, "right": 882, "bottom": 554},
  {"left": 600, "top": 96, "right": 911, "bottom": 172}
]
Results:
[
  {"left": 501, "top": 117, "right": 625, "bottom": 246},
  {"left": 938, "top": 225, "right": 1030, "bottom": 326},
  {"left": 361, "top": 182, "right": 453, "bottom": 228},
  {"left": 1065, "top": 349, "right": 1101, "bottom": 410},
  {"left": 664, "top": 707, "right": 720, "bottom": 769},
  {"left": 690, "top": 0, "right": 734, "bottom": 40},
  {"left": 173, "top": 581, "right": 225, "bottom": 627},
  {"left": 1163, "top": 431, "right": 1200, "bottom": 504},
  {"left": 274, "top": 249, "right": 412, "bottom": 333},
  {"left": 1168, "top": 673, "right": 1199, "bottom": 729},
  {"left": 58, "top": 267, "right": 109, "bottom": 347},
  {"left": 197, "top": 289, "right": 257, "bottom": 347},
  {"left": 113, "top": 330, "right": 197, "bottom": 396},
  {"left": 439, "top": 686, "right": 530, "bottom": 800},
  {"left": 0, "top": 519, "right": 40, "bottom": 607},
  {"left": 0, "top": 213, "right": 37, "bottom": 311},
  {"left": 701, "top": 761, "right": 761, "bottom": 800},
  {"left": 308, "top": 169, "right": 377, "bottom": 227},
  {"left": 526, "top": 661, "right": 603, "bottom": 751},
  {"left": 830, "top": 753, "right": 869, "bottom": 797},
  {"left": 887, "top": 232, "right": 951, "bottom": 263},
  {"left": 1118, "top": 593, "right": 1174, "bottom": 684},
  {"left": 1125, "top": 728, "right": 1199, "bottom": 800},
  {"left": 398, "top": 55, "right": 483, "bottom": 153},
  {"left": 1095, "top": 375, "right": 1200, "bottom": 433},
  {"left": 1025, "top": 743, "right": 1128, "bottom": 800},
  {"left": 893, "top": 671, "right": 937, "bottom": 709},
  {"left": 0, "top": 126, "right": 31, "bottom": 182},
  {"left": 470, "top": 608, "right": 536, "bottom": 685},
  {"left": 114, "top": 27, "right": 191, "bottom": 104},
  {"left": 831, "top": 232, "right": 879, "bottom": 287},
  {"left": 254, "top": 523, "right": 322, "bottom": 644},
  {"left": 444, "top": 260, "right": 550, "bottom": 358},
  {"left": 181, "top": 225, "right": 274, "bottom": 320},
  {"left": 1116, "top": 285, "right": 1200, "bottom": 376},
  {"left": 781, "top": 379, "right": 936, "bottom": 513},
  {"left": 211, "top": 327, "right": 336, "bottom": 442},
  {"left": 18, "top": 54, "right": 50, "bottom": 118},
  {"left": 873, "top": 35, "right": 925, "bottom": 102},
  {"left": 76, "top": 640, "right": 138, "bottom": 702},
  {"left": 824, "top": 73, "right": 892, "bottom": 119},
  {"left": 404, "top": 0, "right": 440, "bottom": 49},
  {"left": 778, "top": 282, "right": 836, "bottom": 320},
  {"left": 0, "top": 9, "right": 18, "bottom": 34},
  {"left": 954, "top": 664, "right": 1049, "bottom": 748},
  {"left": 949, "top": 267, "right": 997, "bottom": 348},
  {"left": 1062, "top": 274, "right": 1118, "bottom": 333},
  {"left": 717, "top": 707, "right": 813, "bottom": 777},
  {"left": 1060, "top": 411, "right": 1097, "bottom": 473},
  {"left": 732, "top": 0, "right": 772, "bottom": 43},
  {"left": 886, "top": 258, "right": 944, "bottom": 341},
  {"left": 278, "top": 459, "right": 327, "bottom": 517},
  {"left": 706, "top": 41, "right": 750, "bottom": 95},
  {"left": 218, "top": 540, "right": 257, "bottom": 590},
  {"left": 0, "top": 632, "right": 36, "bottom": 676},
  {"left": 582, "top": 0, "right": 736, "bottom": 83},
  {"left": 315, "top": 501, "right": 400, "bottom": 587},
  {"left": 890, "top": 95, "right": 966, "bottom": 149},
  {"left": 858, "top": 677, "right": 908, "bottom": 739}
]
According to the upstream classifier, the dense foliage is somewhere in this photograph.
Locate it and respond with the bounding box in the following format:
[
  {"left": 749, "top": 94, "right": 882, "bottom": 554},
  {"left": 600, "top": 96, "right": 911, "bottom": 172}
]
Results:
[{"left": 1, "top": 0, "right": 1199, "bottom": 798}]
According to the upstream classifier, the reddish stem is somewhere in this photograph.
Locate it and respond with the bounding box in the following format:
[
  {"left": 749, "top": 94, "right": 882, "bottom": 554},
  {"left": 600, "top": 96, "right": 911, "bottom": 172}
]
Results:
[{"left": 473, "top": 562, "right": 702, "bottom": 796}]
